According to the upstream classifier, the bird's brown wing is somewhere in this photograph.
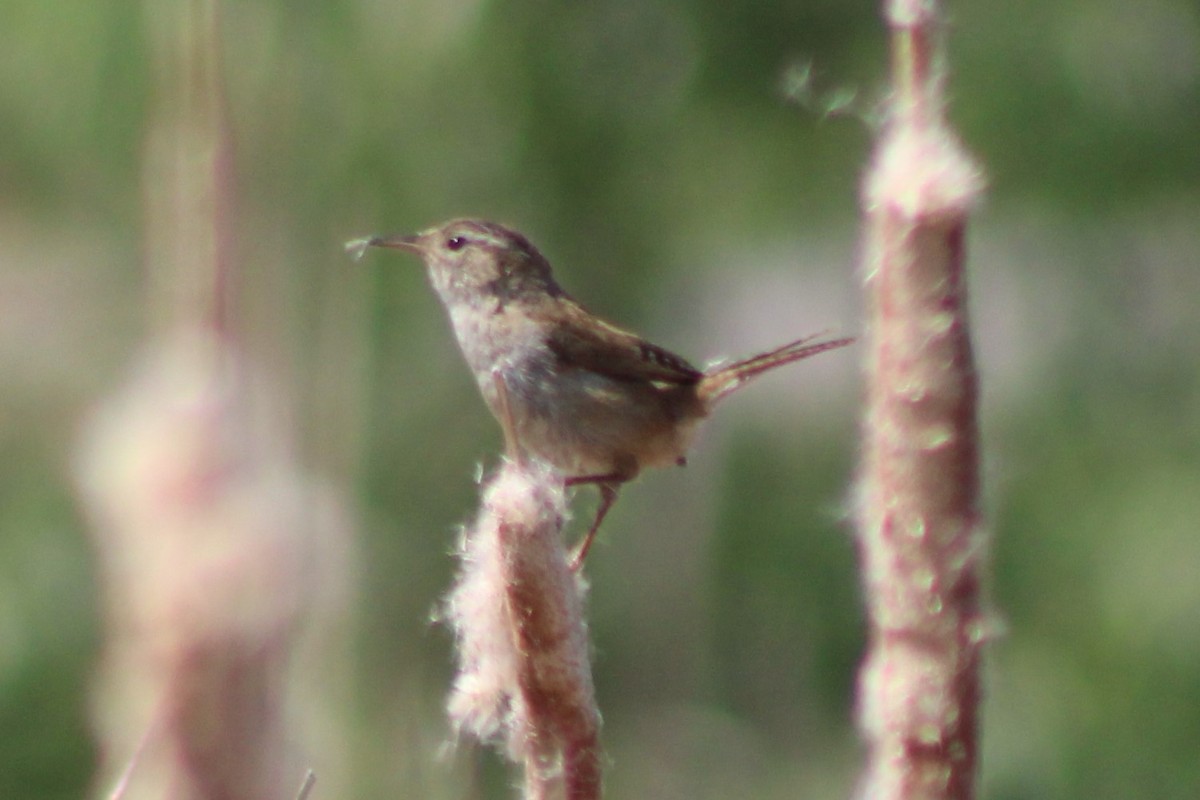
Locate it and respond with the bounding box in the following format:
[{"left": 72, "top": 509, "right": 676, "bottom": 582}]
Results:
[{"left": 546, "top": 303, "right": 702, "bottom": 385}]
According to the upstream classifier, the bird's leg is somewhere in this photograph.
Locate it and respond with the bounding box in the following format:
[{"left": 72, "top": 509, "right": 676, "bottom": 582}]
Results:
[{"left": 564, "top": 475, "right": 624, "bottom": 570}]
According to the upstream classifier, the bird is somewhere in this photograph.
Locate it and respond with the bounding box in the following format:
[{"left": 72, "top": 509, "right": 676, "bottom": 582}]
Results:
[{"left": 348, "top": 218, "right": 852, "bottom": 566}]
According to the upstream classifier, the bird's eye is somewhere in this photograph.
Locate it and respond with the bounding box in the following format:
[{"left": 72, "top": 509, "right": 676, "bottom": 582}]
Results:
[{"left": 446, "top": 236, "right": 467, "bottom": 251}]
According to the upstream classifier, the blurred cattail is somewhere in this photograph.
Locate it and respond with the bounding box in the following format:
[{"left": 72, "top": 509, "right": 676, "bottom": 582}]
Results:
[
  {"left": 76, "top": 331, "right": 332, "bottom": 800},
  {"left": 445, "top": 460, "right": 602, "bottom": 800},
  {"left": 71, "top": 1, "right": 358, "bottom": 796}
]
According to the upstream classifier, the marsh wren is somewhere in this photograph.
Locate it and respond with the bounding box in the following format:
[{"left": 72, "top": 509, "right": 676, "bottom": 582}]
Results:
[{"left": 348, "top": 219, "right": 852, "bottom": 565}]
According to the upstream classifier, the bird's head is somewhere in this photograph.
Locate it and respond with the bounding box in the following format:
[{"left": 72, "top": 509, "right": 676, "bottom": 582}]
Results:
[{"left": 349, "top": 219, "right": 560, "bottom": 308}]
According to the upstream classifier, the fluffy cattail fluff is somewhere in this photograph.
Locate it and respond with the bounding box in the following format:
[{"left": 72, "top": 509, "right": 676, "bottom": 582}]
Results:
[
  {"left": 443, "top": 471, "right": 532, "bottom": 748},
  {"left": 444, "top": 460, "right": 602, "bottom": 798}
]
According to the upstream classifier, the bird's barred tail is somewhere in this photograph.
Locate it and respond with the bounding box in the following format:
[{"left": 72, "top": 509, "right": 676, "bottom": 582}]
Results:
[{"left": 697, "top": 333, "right": 855, "bottom": 407}]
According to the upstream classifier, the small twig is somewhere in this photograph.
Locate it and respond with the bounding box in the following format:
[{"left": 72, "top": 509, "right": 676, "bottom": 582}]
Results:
[
  {"left": 104, "top": 716, "right": 158, "bottom": 800},
  {"left": 295, "top": 769, "right": 317, "bottom": 800}
]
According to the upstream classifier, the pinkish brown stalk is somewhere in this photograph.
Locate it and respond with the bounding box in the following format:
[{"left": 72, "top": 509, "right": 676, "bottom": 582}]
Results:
[
  {"left": 854, "top": 2, "right": 988, "bottom": 799},
  {"left": 446, "top": 462, "right": 602, "bottom": 800}
]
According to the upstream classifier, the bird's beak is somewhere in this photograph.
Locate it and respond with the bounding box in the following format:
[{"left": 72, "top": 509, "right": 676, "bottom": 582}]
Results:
[{"left": 344, "top": 233, "right": 422, "bottom": 262}]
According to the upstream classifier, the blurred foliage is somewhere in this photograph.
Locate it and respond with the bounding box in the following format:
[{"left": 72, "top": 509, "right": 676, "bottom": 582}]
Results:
[{"left": 2, "top": 0, "right": 1199, "bottom": 798}]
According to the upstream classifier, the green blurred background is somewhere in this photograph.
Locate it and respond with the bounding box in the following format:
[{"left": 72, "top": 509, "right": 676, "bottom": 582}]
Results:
[{"left": 3, "top": 0, "right": 1199, "bottom": 797}]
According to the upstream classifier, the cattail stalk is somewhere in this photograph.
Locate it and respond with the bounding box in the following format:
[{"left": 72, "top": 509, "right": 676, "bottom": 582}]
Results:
[
  {"left": 855, "top": 1, "right": 988, "bottom": 798},
  {"left": 446, "top": 461, "right": 602, "bottom": 800},
  {"left": 142, "top": 0, "right": 236, "bottom": 335}
]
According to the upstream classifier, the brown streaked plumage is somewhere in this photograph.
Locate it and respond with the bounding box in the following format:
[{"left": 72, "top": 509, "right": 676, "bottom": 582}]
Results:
[{"left": 349, "top": 219, "right": 853, "bottom": 565}]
